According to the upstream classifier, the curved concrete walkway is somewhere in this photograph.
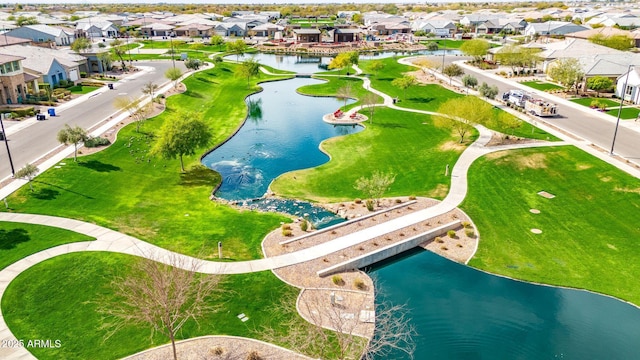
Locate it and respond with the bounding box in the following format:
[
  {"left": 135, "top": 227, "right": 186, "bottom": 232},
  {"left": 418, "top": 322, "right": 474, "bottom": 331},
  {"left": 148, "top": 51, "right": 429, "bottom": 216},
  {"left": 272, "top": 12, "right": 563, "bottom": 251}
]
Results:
[{"left": 0, "top": 63, "right": 569, "bottom": 360}]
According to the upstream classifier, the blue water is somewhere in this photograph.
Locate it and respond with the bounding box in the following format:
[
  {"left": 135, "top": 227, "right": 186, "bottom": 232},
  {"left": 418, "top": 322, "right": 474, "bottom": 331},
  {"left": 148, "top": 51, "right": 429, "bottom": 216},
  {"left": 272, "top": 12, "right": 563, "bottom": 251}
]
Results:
[
  {"left": 231, "top": 50, "right": 461, "bottom": 73},
  {"left": 370, "top": 249, "right": 640, "bottom": 359}
]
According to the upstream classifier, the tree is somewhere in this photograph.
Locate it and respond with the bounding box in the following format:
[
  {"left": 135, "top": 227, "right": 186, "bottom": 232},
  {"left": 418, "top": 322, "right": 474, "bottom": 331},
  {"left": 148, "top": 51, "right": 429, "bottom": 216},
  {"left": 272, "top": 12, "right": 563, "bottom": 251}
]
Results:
[
  {"left": 391, "top": 75, "right": 416, "bottom": 100},
  {"left": 329, "top": 51, "right": 359, "bottom": 76},
  {"left": 100, "top": 253, "right": 223, "bottom": 360},
  {"left": 14, "top": 163, "right": 39, "bottom": 192},
  {"left": 209, "top": 35, "right": 225, "bottom": 50},
  {"left": 461, "top": 74, "right": 478, "bottom": 91},
  {"left": 227, "top": 39, "right": 247, "bottom": 61},
  {"left": 165, "top": 67, "right": 183, "bottom": 89},
  {"left": 494, "top": 45, "right": 541, "bottom": 74},
  {"left": 586, "top": 76, "right": 614, "bottom": 97},
  {"left": 262, "top": 286, "right": 415, "bottom": 360},
  {"left": 460, "top": 39, "right": 490, "bottom": 63},
  {"left": 490, "top": 111, "right": 522, "bottom": 139},
  {"left": 142, "top": 81, "right": 159, "bottom": 101},
  {"left": 443, "top": 64, "right": 464, "bottom": 85},
  {"left": 413, "top": 58, "right": 437, "bottom": 75},
  {"left": 478, "top": 82, "right": 499, "bottom": 99},
  {"left": 336, "top": 83, "right": 353, "bottom": 108},
  {"left": 354, "top": 171, "right": 396, "bottom": 205},
  {"left": 151, "top": 111, "right": 213, "bottom": 172},
  {"left": 362, "top": 92, "right": 378, "bottom": 123},
  {"left": 57, "top": 125, "right": 88, "bottom": 162},
  {"left": 369, "top": 60, "right": 384, "bottom": 77},
  {"left": 589, "top": 34, "right": 634, "bottom": 51},
  {"left": 70, "top": 37, "right": 92, "bottom": 53},
  {"left": 547, "top": 58, "right": 584, "bottom": 94},
  {"left": 98, "top": 52, "right": 112, "bottom": 75},
  {"left": 184, "top": 58, "right": 202, "bottom": 71},
  {"left": 16, "top": 16, "right": 38, "bottom": 26},
  {"left": 110, "top": 38, "right": 128, "bottom": 71},
  {"left": 115, "top": 96, "right": 150, "bottom": 132},
  {"left": 237, "top": 57, "right": 260, "bottom": 88},
  {"left": 433, "top": 96, "right": 494, "bottom": 143},
  {"left": 426, "top": 41, "right": 439, "bottom": 51}
]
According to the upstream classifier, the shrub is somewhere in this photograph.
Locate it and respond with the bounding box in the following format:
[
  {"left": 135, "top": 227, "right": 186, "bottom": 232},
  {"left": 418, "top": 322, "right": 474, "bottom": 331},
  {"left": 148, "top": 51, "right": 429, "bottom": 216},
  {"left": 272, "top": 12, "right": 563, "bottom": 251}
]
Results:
[
  {"left": 354, "top": 278, "right": 366, "bottom": 290},
  {"left": 282, "top": 224, "right": 291, "bottom": 230},
  {"left": 461, "top": 221, "right": 471, "bottom": 228},
  {"left": 395, "top": 199, "right": 402, "bottom": 203},
  {"left": 409, "top": 195, "right": 416, "bottom": 200},
  {"left": 441, "top": 246, "right": 448, "bottom": 251},
  {"left": 435, "top": 237, "right": 444, "bottom": 243},
  {"left": 365, "top": 199, "right": 374, "bottom": 211},
  {"left": 465, "top": 229, "right": 475, "bottom": 238},
  {"left": 300, "top": 219, "right": 308, "bottom": 231},
  {"left": 354, "top": 198, "right": 362, "bottom": 204},
  {"left": 80, "top": 71, "right": 87, "bottom": 78},
  {"left": 84, "top": 136, "right": 111, "bottom": 148},
  {"left": 247, "top": 351, "right": 263, "bottom": 360},
  {"left": 447, "top": 230, "right": 456, "bottom": 238},
  {"left": 332, "top": 275, "right": 345, "bottom": 285},
  {"left": 282, "top": 229, "right": 292, "bottom": 237},
  {"left": 457, "top": 243, "right": 463, "bottom": 248}
]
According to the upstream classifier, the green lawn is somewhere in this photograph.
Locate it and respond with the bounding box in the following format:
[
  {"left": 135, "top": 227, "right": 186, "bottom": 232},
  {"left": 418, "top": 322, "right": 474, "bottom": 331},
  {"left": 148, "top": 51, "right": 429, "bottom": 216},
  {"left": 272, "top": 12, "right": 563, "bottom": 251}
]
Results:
[
  {"left": 298, "top": 76, "right": 383, "bottom": 110},
  {"left": 570, "top": 97, "right": 620, "bottom": 108},
  {"left": 464, "top": 146, "right": 640, "bottom": 306},
  {"left": 3, "top": 63, "right": 292, "bottom": 261},
  {"left": 606, "top": 106, "right": 640, "bottom": 119},
  {"left": 68, "top": 85, "right": 100, "bottom": 95},
  {"left": 271, "top": 106, "right": 469, "bottom": 202},
  {"left": 0, "top": 222, "right": 93, "bottom": 270},
  {"left": 521, "top": 81, "right": 564, "bottom": 91},
  {"left": 1, "top": 252, "right": 307, "bottom": 360},
  {"left": 422, "top": 39, "right": 465, "bottom": 49}
]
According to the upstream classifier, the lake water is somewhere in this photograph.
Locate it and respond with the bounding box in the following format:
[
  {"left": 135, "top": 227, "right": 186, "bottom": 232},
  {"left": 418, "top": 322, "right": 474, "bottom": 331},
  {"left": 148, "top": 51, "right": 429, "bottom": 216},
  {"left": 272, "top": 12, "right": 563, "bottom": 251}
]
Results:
[
  {"left": 206, "top": 54, "right": 640, "bottom": 358},
  {"left": 370, "top": 249, "right": 640, "bottom": 359},
  {"left": 201, "top": 77, "right": 361, "bottom": 226}
]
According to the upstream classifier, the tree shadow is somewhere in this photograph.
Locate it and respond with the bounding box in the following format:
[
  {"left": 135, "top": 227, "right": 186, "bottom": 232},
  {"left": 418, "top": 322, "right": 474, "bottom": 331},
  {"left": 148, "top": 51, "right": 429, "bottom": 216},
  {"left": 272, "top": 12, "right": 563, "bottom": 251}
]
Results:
[
  {"left": 179, "top": 165, "right": 221, "bottom": 187},
  {"left": 184, "top": 91, "right": 204, "bottom": 98},
  {"left": 79, "top": 160, "right": 121, "bottom": 172},
  {"left": 31, "top": 188, "right": 60, "bottom": 200},
  {"left": 33, "top": 181, "right": 94, "bottom": 199},
  {"left": 407, "top": 97, "right": 435, "bottom": 104},
  {"left": 0, "top": 228, "right": 30, "bottom": 250},
  {"left": 375, "top": 123, "right": 407, "bottom": 129}
]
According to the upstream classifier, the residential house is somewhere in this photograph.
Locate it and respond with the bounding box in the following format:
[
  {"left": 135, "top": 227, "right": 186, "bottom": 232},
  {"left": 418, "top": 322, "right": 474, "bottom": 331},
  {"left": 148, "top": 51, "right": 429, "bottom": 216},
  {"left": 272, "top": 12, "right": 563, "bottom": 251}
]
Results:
[
  {"left": 412, "top": 19, "right": 456, "bottom": 37},
  {"left": 294, "top": 29, "right": 321, "bottom": 43},
  {"left": 333, "top": 28, "right": 360, "bottom": 43},
  {"left": 173, "top": 23, "right": 215, "bottom": 38},
  {"left": 76, "top": 21, "right": 119, "bottom": 38},
  {"left": 523, "top": 21, "right": 590, "bottom": 37},
  {"left": 251, "top": 23, "right": 284, "bottom": 38},
  {"left": 615, "top": 67, "right": 640, "bottom": 104},
  {"left": 460, "top": 14, "right": 500, "bottom": 32},
  {"left": 214, "top": 22, "right": 246, "bottom": 37},
  {"left": 0, "top": 54, "right": 35, "bottom": 105},
  {"left": 0, "top": 35, "right": 31, "bottom": 47},
  {"left": 139, "top": 22, "right": 175, "bottom": 37},
  {"left": 3, "top": 44, "right": 86, "bottom": 85},
  {"left": 6, "top": 24, "right": 75, "bottom": 46},
  {"left": 566, "top": 26, "right": 640, "bottom": 48}
]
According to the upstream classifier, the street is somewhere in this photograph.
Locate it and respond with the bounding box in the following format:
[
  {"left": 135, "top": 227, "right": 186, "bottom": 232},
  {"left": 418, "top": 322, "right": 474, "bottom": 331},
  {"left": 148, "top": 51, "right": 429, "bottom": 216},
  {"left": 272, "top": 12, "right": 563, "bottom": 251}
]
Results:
[{"left": 0, "top": 61, "right": 186, "bottom": 180}]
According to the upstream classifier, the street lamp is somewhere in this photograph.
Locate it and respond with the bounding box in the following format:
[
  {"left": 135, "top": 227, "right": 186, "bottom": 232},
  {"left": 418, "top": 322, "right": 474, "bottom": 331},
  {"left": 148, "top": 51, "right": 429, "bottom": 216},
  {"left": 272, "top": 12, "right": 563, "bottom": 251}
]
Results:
[
  {"left": 0, "top": 113, "right": 15, "bottom": 176},
  {"left": 169, "top": 32, "right": 176, "bottom": 68},
  {"left": 441, "top": 34, "right": 446, "bottom": 73},
  {"left": 610, "top": 64, "right": 633, "bottom": 155}
]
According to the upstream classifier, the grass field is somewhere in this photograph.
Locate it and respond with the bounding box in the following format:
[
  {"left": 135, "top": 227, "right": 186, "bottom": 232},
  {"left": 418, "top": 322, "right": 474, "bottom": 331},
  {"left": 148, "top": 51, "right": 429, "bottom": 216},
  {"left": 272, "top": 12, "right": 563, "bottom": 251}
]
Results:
[
  {"left": 298, "top": 76, "right": 383, "bottom": 110},
  {"left": 464, "top": 146, "right": 640, "bottom": 306},
  {"left": 606, "top": 106, "right": 640, "bottom": 119},
  {"left": 422, "top": 39, "right": 465, "bottom": 49},
  {"left": 0, "top": 222, "right": 93, "bottom": 270},
  {"left": 2, "top": 63, "right": 292, "bottom": 261},
  {"left": 570, "top": 97, "right": 620, "bottom": 108},
  {"left": 68, "top": 85, "right": 100, "bottom": 94},
  {"left": 271, "top": 106, "right": 467, "bottom": 202},
  {"left": 2, "top": 252, "right": 308, "bottom": 360},
  {"left": 521, "top": 81, "right": 564, "bottom": 91}
]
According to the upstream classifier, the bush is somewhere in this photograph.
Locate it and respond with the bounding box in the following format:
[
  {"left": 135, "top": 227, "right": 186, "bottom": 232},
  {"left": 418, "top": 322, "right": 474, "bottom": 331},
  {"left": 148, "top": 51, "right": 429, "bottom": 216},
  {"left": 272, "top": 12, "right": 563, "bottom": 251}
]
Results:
[
  {"left": 84, "top": 136, "right": 111, "bottom": 148},
  {"left": 461, "top": 221, "right": 471, "bottom": 228},
  {"left": 465, "top": 229, "right": 475, "bottom": 238},
  {"left": 80, "top": 72, "right": 87, "bottom": 78},
  {"left": 332, "top": 275, "right": 345, "bottom": 286},
  {"left": 300, "top": 219, "right": 308, "bottom": 232},
  {"left": 282, "top": 224, "right": 291, "bottom": 230},
  {"left": 365, "top": 199, "right": 374, "bottom": 211},
  {"left": 409, "top": 195, "right": 416, "bottom": 200},
  {"left": 210, "top": 346, "right": 224, "bottom": 356},
  {"left": 282, "top": 229, "right": 292, "bottom": 237},
  {"left": 354, "top": 278, "right": 366, "bottom": 290},
  {"left": 0, "top": 106, "right": 35, "bottom": 118},
  {"left": 98, "top": 42, "right": 106, "bottom": 48},
  {"left": 354, "top": 198, "right": 362, "bottom": 204},
  {"left": 247, "top": 351, "right": 263, "bottom": 360},
  {"left": 435, "top": 236, "right": 444, "bottom": 243},
  {"left": 447, "top": 230, "right": 456, "bottom": 238},
  {"left": 395, "top": 199, "right": 402, "bottom": 203}
]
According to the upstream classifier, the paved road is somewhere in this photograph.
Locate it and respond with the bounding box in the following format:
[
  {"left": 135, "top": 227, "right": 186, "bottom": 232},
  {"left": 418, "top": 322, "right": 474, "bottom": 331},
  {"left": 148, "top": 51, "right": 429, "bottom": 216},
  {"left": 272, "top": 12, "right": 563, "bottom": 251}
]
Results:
[
  {"left": 0, "top": 61, "right": 186, "bottom": 180},
  {"left": 417, "top": 55, "right": 640, "bottom": 163}
]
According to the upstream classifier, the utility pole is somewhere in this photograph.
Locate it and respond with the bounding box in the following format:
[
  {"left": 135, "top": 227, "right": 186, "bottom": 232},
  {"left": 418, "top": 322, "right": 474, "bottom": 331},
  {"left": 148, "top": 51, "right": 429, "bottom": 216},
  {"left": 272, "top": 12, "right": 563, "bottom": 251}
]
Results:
[{"left": 0, "top": 113, "right": 15, "bottom": 176}]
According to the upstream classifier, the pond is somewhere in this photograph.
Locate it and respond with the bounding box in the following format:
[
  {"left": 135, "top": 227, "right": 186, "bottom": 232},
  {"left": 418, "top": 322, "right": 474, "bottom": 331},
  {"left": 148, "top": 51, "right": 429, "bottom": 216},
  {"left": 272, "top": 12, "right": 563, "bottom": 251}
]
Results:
[
  {"left": 370, "top": 249, "right": 640, "bottom": 359},
  {"left": 201, "top": 77, "right": 361, "bottom": 227}
]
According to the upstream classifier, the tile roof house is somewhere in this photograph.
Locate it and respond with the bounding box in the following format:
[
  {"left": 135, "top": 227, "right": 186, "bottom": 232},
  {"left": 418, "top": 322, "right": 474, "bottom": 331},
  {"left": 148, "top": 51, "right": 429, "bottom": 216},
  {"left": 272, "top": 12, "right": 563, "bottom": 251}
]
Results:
[
  {"left": 6, "top": 24, "right": 75, "bottom": 46},
  {"left": 524, "top": 21, "right": 590, "bottom": 37},
  {"left": 3, "top": 44, "right": 86, "bottom": 86},
  {"left": 0, "top": 53, "right": 35, "bottom": 105}
]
